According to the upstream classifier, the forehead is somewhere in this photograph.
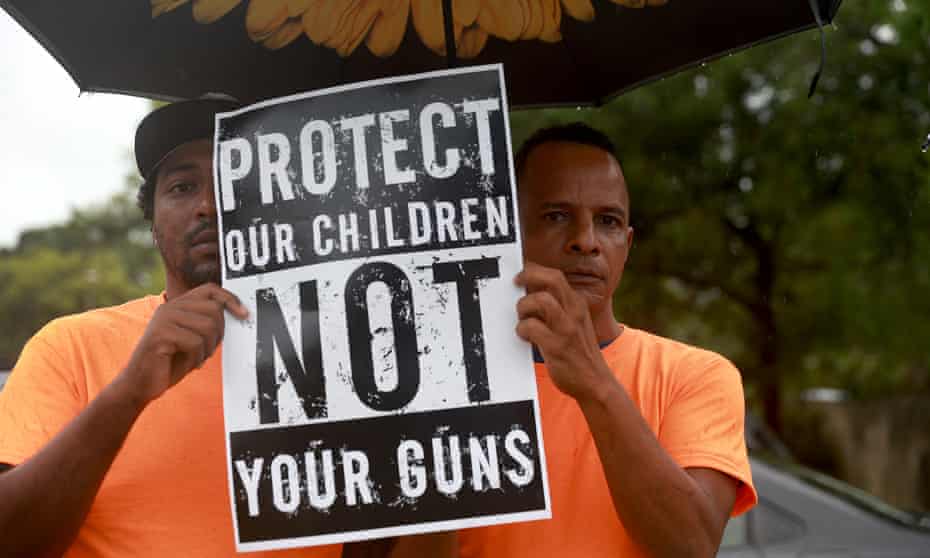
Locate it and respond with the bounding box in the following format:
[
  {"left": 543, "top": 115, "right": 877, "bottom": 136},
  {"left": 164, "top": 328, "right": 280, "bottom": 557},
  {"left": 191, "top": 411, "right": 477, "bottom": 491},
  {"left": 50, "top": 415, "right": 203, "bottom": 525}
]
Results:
[
  {"left": 154, "top": 139, "right": 213, "bottom": 186},
  {"left": 518, "top": 141, "right": 629, "bottom": 209}
]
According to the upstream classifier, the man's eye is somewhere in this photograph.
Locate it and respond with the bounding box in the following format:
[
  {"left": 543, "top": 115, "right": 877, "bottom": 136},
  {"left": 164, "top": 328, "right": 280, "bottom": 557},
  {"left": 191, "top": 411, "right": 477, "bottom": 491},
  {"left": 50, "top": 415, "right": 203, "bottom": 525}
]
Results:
[
  {"left": 596, "top": 215, "right": 622, "bottom": 227},
  {"left": 169, "top": 182, "right": 194, "bottom": 193},
  {"left": 543, "top": 211, "right": 568, "bottom": 222}
]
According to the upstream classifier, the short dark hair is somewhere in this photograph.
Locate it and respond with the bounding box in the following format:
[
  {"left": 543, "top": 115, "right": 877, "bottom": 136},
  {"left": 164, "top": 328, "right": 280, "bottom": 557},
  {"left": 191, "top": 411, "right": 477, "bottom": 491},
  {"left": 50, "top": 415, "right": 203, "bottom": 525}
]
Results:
[
  {"left": 514, "top": 122, "right": 617, "bottom": 178},
  {"left": 133, "top": 96, "right": 240, "bottom": 223},
  {"left": 137, "top": 178, "right": 155, "bottom": 222}
]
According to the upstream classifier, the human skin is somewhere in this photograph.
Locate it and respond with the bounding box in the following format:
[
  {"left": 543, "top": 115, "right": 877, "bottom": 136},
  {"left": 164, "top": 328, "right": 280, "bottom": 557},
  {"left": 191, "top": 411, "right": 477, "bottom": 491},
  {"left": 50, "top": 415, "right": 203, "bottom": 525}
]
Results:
[
  {"left": 513, "top": 141, "right": 739, "bottom": 558},
  {"left": 0, "top": 140, "right": 247, "bottom": 557},
  {"left": 152, "top": 139, "right": 225, "bottom": 296},
  {"left": 0, "top": 138, "right": 453, "bottom": 558}
]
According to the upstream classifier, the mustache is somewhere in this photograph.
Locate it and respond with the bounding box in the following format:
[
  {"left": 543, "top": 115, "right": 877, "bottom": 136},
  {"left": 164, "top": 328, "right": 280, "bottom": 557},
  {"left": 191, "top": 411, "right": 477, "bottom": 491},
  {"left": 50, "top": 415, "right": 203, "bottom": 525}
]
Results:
[{"left": 184, "top": 220, "right": 217, "bottom": 246}]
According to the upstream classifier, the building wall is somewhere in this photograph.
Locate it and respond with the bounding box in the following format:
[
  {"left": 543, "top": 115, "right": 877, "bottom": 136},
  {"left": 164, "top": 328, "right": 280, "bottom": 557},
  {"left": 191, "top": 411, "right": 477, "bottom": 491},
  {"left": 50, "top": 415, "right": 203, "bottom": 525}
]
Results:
[{"left": 786, "top": 397, "right": 930, "bottom": 513}]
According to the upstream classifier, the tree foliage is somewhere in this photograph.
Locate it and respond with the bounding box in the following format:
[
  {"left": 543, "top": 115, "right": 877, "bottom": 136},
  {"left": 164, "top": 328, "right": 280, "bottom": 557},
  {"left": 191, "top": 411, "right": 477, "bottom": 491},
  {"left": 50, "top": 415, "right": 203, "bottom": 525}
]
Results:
[
  {"left": 511, "top": 0, "right": 930, "bottom": 427},
  {"left": 1, "top": 1, "right": 927, "bottom": 430},
  {"left": 0, "top": 187, "right": 162, "bottom": 368}
]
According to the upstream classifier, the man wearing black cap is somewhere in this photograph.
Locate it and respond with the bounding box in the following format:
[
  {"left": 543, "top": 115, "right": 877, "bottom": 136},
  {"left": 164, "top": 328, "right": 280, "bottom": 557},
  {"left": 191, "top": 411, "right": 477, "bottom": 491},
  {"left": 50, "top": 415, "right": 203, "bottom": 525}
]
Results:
[{"left": 0, "top": 99, "right": 445, "bottom": 557}]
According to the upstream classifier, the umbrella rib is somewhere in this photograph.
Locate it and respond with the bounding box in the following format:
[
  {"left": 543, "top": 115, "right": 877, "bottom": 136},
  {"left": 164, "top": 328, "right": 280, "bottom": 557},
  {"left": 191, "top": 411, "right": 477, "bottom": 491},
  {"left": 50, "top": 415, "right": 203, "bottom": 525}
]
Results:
[
  {"left": 806, "top": 0, "right": 827, "bottom": 98},
  {"left": 595, "top": 20, "right": 838, "bottom": 108},
  {"left": 441, "top": 0, "right": 458, "bottom": 68}
]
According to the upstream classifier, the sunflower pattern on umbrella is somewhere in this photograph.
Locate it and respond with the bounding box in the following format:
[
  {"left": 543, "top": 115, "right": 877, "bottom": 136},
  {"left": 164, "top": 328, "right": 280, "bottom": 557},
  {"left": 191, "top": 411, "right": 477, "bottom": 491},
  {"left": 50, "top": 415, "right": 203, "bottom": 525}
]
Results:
[{"left": 151, "top": 0, "right": 667, "bottom": 58}]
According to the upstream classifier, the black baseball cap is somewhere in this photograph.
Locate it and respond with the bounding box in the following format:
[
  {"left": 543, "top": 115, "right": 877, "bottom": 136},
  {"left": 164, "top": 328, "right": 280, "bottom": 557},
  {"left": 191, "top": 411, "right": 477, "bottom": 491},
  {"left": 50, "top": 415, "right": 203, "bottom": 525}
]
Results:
[{"left": 134, "top": 95, "right": 240, "bottom": 182}]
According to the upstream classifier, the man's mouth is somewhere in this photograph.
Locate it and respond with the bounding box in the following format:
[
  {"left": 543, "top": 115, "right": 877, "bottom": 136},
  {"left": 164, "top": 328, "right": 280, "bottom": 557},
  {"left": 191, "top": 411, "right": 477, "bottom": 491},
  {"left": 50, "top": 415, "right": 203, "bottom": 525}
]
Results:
[
  {"left": 188, "top": 226, "right": 218, "bottom": 246},
  {"left": 563, "top": 268, "right": 604, "bottom": 284},
  {"left": 188, "top": 228, "right": 219, "bottom": 255}
]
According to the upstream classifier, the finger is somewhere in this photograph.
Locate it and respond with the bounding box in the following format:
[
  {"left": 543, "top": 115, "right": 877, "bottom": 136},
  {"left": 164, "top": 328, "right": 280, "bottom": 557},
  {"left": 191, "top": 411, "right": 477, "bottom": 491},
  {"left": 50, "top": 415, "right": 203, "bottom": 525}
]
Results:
[
  {"left": 161, "top": 323, "right": 209, "bottom": 377},
  {"left": 168, "top": 298, "right": 227, "bottom": 333},
  {"left": 513, "top": 261, "right": 548, "bottom": 287},
  {"left": 515, "top": 261, "right": 564, "bottom": 289},
  {"left": 516, "top": 291, "right": 565, "bottom": 326},
  {"left": 515, "top": 316, "right": 561, "bottom": 350},
  {"left": 185, "top": 283, "right": 249, "bottom": 320},
  {"left": 162, "top": 307, "right": 223, "bottom": 356},
  {"left": 208, "top": 285, "right": 250, "bottom": 320},
  {"left": 515, "top": 264, "right": 573, "bottom": 306}
]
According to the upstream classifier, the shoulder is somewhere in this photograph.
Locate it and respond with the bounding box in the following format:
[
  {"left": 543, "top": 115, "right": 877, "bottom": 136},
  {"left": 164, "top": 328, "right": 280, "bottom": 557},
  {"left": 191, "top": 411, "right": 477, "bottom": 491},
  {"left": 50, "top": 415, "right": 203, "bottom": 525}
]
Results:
[
  {"left": 9, "top": 295, "right": 162, "bottom": 398},
  {"left": 39, "top": 296, "right": 160, "bottom": 335},
  {"left": 628, "top": 330, "right": 756, "bottom": 510},
  {"left": 621, "top": 327, "right": 735, "bottom": 369},
  {"left": 615, "top": 327, "right": 742, "bottom": 393},
  {"left": 30, "top": 295, "right": 161, "bottom": 353}
]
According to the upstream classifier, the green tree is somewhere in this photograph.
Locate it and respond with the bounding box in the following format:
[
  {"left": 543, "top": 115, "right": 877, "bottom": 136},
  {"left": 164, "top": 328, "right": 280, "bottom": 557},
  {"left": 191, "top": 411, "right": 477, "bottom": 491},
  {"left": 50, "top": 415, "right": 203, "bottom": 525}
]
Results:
[
  {"left": 0, "top": 187, "right": 162, "bottom": 368},
  {"left": 511, "top": 0, "right": 930, "bottom": 431}
]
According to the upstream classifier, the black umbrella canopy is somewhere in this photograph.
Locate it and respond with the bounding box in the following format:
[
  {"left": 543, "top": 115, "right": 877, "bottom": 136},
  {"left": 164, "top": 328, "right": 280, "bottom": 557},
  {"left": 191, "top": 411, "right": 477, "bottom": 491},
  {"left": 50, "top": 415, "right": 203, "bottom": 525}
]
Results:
[{"left": 0, "top": 0, "right": 842, "bottom": 107}]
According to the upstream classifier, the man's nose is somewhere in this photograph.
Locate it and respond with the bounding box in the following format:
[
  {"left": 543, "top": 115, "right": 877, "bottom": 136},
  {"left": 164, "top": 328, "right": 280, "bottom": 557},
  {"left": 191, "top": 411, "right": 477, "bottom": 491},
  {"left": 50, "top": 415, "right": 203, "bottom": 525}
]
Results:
[
  {"left": 567, "top": 220, "right": 599, "bottom": 254},
  {"left": 196, "top": 180, "right": 217, "bottom": 220}
]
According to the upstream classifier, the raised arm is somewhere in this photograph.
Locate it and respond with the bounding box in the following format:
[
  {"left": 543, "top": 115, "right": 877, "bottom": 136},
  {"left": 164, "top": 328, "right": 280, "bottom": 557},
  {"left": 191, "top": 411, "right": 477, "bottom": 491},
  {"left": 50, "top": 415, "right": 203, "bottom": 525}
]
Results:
[
  {"left": 515, "top": 264, "right": 738, "bottom": 558},
  {"left": 0, "top": 283, "right": 247, "bottom": 557}
]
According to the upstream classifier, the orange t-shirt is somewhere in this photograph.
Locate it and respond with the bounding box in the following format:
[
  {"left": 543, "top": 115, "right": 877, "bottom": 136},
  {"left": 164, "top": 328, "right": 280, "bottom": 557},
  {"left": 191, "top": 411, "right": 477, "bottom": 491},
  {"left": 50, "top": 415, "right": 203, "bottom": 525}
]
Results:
[
  {"left": 0, "top": 295, "right": 341, "bottom": 558},
  {"left": 458, "top": 326, "right": 757, "bottom": 557}
]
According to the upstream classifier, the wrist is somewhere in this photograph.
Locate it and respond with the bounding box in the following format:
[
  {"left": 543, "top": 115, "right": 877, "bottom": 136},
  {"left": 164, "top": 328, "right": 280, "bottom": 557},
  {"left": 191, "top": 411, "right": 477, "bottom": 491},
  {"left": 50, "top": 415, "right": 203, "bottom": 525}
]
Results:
[
  {"left": 574, "top": 364, "right": 624, "bottom": 408},
  {"left": 105, "top": 370, "right": 153, "bottom": 416}
]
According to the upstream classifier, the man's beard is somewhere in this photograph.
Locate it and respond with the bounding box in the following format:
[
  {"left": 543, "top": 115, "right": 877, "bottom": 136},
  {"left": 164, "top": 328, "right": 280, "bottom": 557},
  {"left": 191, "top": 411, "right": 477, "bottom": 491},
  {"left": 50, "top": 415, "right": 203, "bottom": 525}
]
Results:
[
  {"left": 177, "top": 256, "right": 220, "bottom": 288},
  {"left": 157, "top": 221, "right": 221, "bottom": 289}
]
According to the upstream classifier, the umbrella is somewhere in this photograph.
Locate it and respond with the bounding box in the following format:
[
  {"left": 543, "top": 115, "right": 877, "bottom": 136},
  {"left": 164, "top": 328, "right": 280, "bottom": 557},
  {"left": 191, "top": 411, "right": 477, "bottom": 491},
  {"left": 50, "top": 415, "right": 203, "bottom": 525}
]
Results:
[{"left": 0, "top": 0, "right": 842, "bottom": 107}]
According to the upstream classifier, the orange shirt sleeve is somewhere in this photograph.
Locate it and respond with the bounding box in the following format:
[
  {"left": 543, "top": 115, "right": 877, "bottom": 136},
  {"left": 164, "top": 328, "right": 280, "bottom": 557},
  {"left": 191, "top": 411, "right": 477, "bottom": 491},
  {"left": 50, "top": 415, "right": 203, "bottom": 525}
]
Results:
[
  {"left": 0, "top": 319, "right": 87, "bottom": 466},
  {"left": 657, "top": 348, "right": 758, "bottom": 515}
]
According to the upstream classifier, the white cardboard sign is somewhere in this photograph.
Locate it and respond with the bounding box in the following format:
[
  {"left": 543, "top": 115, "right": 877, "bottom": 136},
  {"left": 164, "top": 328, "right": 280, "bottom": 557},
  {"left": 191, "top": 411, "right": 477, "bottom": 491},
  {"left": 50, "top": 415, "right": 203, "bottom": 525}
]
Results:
[{"left": 214, "top": 65, "right": 550, "bottom": 551}]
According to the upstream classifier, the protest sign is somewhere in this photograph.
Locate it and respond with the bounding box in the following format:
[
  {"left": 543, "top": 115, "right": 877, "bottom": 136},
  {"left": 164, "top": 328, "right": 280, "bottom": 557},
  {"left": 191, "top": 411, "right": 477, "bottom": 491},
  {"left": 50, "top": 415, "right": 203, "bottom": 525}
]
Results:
[{"left": 215, "top": 65, "right": 550, "bottom": 551}]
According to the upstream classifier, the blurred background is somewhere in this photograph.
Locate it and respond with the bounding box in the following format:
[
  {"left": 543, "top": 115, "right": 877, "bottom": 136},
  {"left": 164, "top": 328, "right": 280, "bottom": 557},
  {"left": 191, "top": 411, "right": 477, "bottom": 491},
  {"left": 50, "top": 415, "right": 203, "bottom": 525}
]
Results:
[{"left": 1, "top": 0, "right": 928, "bottom": 518}]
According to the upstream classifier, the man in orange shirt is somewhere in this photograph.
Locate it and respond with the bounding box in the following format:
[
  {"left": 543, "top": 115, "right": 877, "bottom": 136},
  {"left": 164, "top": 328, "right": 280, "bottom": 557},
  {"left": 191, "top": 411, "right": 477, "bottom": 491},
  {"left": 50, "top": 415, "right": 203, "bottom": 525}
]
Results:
[
  {"left": 458, "top": 123, "right": 756, "bottom": 557},
  {"left": 0, "top": 99, "right": 446, "bottom": 558}
]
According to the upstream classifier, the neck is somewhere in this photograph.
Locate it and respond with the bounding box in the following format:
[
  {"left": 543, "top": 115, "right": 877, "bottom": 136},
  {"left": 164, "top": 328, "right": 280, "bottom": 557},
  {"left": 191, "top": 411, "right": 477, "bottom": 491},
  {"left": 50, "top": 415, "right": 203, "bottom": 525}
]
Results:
[
  {"left": 163, "top": 271, "right": 189, "bottom": 301},
  {"left": 590, "top": 307, "right": 622, "bottom": 344}
]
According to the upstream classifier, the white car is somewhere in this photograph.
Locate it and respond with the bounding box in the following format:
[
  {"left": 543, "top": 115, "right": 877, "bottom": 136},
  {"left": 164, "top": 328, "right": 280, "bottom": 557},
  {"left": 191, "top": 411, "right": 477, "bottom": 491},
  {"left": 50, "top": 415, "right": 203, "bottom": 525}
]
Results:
[
  {"left": 722, "top": 415, "right": 930, "bottom": 557},
  {"left": 719, "top": 456, "right": 930, "bottom": 557}
]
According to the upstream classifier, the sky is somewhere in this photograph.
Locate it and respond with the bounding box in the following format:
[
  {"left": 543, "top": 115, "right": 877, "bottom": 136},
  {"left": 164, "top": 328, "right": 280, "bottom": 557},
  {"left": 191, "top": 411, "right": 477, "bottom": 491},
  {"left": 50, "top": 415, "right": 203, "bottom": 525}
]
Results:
[{"left": 0, "top": 10, "right": 149, "bottom": 247}]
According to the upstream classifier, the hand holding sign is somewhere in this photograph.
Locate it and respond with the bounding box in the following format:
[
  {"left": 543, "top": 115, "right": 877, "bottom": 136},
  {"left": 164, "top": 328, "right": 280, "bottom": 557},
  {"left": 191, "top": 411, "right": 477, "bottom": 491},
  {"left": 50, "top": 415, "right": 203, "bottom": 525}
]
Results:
[
  {"left": 119, "top": 283, "right": 248, "bottom": 405},
  {"left": 217, "top": 67, "right": 549, "bottom": 550},
  {"left": 515, "top": 263, "right": 614, "bottom": 404}
]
